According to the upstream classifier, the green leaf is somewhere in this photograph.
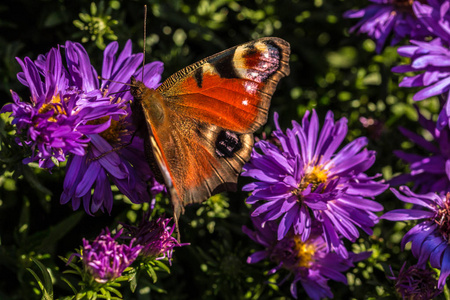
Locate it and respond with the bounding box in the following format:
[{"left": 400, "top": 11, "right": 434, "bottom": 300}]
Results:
[
  {"left": 50, "top": 156, "right": 60, "bottom": 167},
  {"left": 61, "top": 275, "right": 78, "bottom": 295},
  {"left": 90, "top": 2, "right": 97, "bottom": 15},
  {"left": 128, "top": 268, "right": 138, "bottom": 293},
  {"left": 105, "top": 286, "right": 122, "bottom": 298},
  {"left": 145, "top": 263, "right": 158, "bottom": 283},
  {"left": 153, "top": 260, "right": 170, "bottom": 274},
  {"left": 60, "top": 255, "right": 82, "bottom": 274},
  {"left": 75, "top": 291, "right": 87, "bottom": 300},
  {"left": 86, "top": 290, "right": 96, "bottom": 300},
  {"left": 147, "top": 282, "right": 167, "bottom": 294},
  {"left": 79, "top": 13, "right": 91, "bottom": 23},
  {"left": 73, "top": 20, "right": 84, "bottom": 29},
  {"left": 26, "top": 268, "right": 42, "bottom": 286},
  {"left": 28, "top": 257, "right": 53, "bottom": 300}
]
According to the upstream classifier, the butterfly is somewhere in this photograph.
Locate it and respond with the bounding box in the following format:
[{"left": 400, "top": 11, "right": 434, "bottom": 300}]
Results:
[{"left": 130, "top": 37, "right": 290, "bottom": 229}]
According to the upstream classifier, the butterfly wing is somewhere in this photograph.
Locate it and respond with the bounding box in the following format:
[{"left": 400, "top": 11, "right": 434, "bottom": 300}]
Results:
[
  {"left": 157, "top": 37, "right": 290, "bottom": 133},
  {"left": 132, "top": 37, "right": 290, "bottom": 221},
  {"left": 138, "top": 96, "right": 254, "bottom": 222}
]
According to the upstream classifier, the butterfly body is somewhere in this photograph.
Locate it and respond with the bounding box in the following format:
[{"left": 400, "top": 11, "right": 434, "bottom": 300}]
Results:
[{"left": 131, "top": 37, "right": 290, "bottom": 225}]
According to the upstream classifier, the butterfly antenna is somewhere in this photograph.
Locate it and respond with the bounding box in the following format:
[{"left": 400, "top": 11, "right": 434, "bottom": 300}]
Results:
[
  {"left": 142, "top": 4, "right": 147, "bottom": 83},
  {"left": 98, "top": 76, "right": 136, "bottom": 87},
  {"left": 108, "top": 89, "right": 131, "bottom": 95}
]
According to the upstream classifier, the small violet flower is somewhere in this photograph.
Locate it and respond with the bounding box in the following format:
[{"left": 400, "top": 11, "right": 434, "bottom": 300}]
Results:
[
  {"left": 344, "top": 0, "right": 432, "bottom": 53},
  {"left": 387, "top": 263, "right": 442, "bottom": 299},
  {"left": 241, "top": 111, "right": 387, "bottom": 258},
  {"left": 243, "top": 217, "right": 371, "bottom": 300},
  {"left": 80, "top": 228, "right": 142, "bottom": 283},
  {"left": 382, "top": 186, "right": 450, "bottom": 288},
  {"left": 122, "top": 215, "right": 188, "bottom": 265}
]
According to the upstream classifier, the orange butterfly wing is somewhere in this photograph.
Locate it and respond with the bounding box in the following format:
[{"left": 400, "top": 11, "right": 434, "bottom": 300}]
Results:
[
  {"left": 158, "top": 37, "right": 290, "bottom": 133},
  {"left": 131, "top": 37, "right": 290, "bottom": 224}
]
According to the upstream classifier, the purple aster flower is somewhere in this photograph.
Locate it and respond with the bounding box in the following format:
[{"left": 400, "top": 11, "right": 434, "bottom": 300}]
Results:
[
  {"left": 2, "top": 40, "right": 165, "bottom": 214},
  {"left": 382, "top": 186, "right": 450, "bottom": 288},
  {"left": 392, "top": 1, "right": 450, "bottom": 129},
  {"left": 242, "top": 111, "right": 387, "bottom": 258},
  {"left": 387, "top": 263, "right": 442, "bottom": 299},
  {"left": 122, "top": 214, "right": 188, "bottom": 265},
  {"left": 59, "top": 40, "right": 165, "bottom": 214},
  {"left": 344, "top": 0, "right": 432, "bottom": 53},
  {"left": 391, "top": 108, "right": 450, "bottom": 194},
  {"left": 1, "top": 46, "right": 122, "bottom": 169},
  {"left": 79, "top": 228, "right": 142, "bottom": 283},
  {"left": 243, "top": 217, "right": 371, "bottom": 300}
]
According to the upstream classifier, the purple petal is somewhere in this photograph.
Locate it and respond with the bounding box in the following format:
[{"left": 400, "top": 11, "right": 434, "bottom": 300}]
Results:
[
  {"left": 381, "top": 209, "right": 434, "bottom": 221},
  {"left": 413, "top": 76, "right": 450, "bottom": 100}
]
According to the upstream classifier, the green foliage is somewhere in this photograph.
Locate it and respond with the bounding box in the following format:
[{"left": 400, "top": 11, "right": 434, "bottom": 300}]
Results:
[
  {"left": 73, "top": 1, "right": 119, "bottom": 49},
  {"left": 27, "top": 258, "right": 54, "bottom": 300},
  {"left": 0, "top": 0, "right": 442, "bottom": 299}
]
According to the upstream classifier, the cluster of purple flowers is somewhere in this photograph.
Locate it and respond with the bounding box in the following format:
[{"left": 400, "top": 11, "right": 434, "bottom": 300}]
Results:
[
  {"left": 346, "top": 1, "right": 450, "bottom": 130},
  {"left": 2, "top": 40, "right": 182, "bottom": 289},
  {"left": 121, "top": 215, "right": 189, "bottom": 265},
  {"left": 79, "top": 228, "right": 142, "bottom": 283},
  {"left": 76, "top": 216, "right": 186, "bottom": 284},
  {"left": 382, "top": 187, "right": 450, "bottom": 289},
  {"left": 2, "top": 40, "right": 165, "bottom": 214},
  {"left": 241, "top": 111, "right": 387, "bottom": 299},
  {"left": 346, "top": 0, "right": 450, "bottom": 297}
]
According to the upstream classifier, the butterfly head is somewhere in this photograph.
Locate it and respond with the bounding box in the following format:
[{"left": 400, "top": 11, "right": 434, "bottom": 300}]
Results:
[
  {"left": 130, "top": 76, "right": 166, "bottom": 132},
  {"left": 130, "top": 76, "right": 148, "bottom": 101}
]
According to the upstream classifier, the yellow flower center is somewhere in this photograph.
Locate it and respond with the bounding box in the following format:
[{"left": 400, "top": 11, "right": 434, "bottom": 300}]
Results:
[
  {"left": 296, "top": 165, "right": 328, "bottom": 196},
  {"left": 38, "top": 94, "right": 66, "bottom": 122},
  {"left": 293, "top": 235, "right": 315, "bottom": 268},
  {"left": 87, "top": 116, "right": 127, "bottom": 145}
]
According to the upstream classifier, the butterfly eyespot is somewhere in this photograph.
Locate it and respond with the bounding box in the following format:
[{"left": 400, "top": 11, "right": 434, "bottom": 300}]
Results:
[{"left": 215, "top": 130, "right": 242, "bottom": 158}]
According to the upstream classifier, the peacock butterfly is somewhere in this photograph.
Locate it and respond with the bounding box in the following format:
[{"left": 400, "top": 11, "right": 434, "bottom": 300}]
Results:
[{"left": 130, "top": 37, "right": 290, "bottom": 228}]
